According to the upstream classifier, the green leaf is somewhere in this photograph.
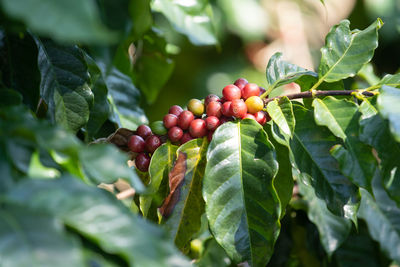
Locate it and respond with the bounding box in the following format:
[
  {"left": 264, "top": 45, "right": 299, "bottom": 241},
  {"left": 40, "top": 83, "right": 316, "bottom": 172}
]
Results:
[
  {"left": 0, "top": 204, "right": 85, "bottom": 267},
  {"left": 312, "top": 97, "right": 377, "bottom": 191},
  {"left": 357, "top": 63, "right": 380, "bottom": 86},
  {"left": 133, "top": 30, "right": 175, "bottom": 104},
  {"left": 358, "top": 172, "right": 400, "bottom": 263},
  {"left": 297, "top": 174, "right": 352, "bottom": 257},
  {"left": 203, "top": 119, "right": 280, "bottom": 267},
  {"left": 377, "top": 85, "right": 400, "bottom": 143},
  {"left": 196, "top": 237, "right": 232, "bottom": 267},
  {"left": 160, "top": 138, "right": 208, "bottom": 252},
  {"left": 266, "top": 52, "right": 317, "bottom": 91},
  {"left": 130, "top": 0, "right": 152, "bottom": 39},
  {"left": 290, "top": 104, "right": 359, "bottom": 221},
  {"left": 0, "top": 89, "right": 23, "bottom": 107},
  {"left": 151, "top": 0, "right": 217, "bottom": 46},
  {"left": 317, "top": 19, "right": 382, "bottom": 84},
  {"left": 377, "top": 73, "right": 400, "bottom": 88},
  {"left": 140, "top": 142, "right": 178, "bottom": 219},
  {"left": 266, "top": 96, "right": 295, "bottom": 145},
  {"left": 34, "top": 37, "right": 94, "bottom": 133},
  {"left": 359, "top": 100, "right": 400, "bottom": 206},
  {"left": 0, "top": 0, "right": 116, "bottom": 44},
  {"left": 104, "top": 65, "right": 148, "bottom": 129},
  {"left": 6, "top": 177, "right": 191, "bottom": 267}
]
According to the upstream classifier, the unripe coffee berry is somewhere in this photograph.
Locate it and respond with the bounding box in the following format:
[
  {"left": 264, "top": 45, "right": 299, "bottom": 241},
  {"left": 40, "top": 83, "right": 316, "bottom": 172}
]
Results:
[
  {"left": 145, "top": 135, "right": 161, "bottom": 153},
  {"left": 242, "top": 83, "right": 260, "bottom": 100},
  {"left": 204, "top": 94, "right": 220, "bottom": 106},
  {"left": 135, "top": 153, "right": 151, "bottom": 172},
  {"left": 128, "top": 135, "right": 145, "bottom": 153},
  {"left": 137, "top": 124, "right": 152, "bottom": 139},
  {"left": 245, "top": 96, "right": 264, "bottom": 114},
  {"left": 163, "top": 114, "right": 178, "bottom": 129},
  {"left": 230, "top": 99, "right": 247, "bottom": 118},
  {"left": 234, "top": 78, "right": 248, "bottom": 90},
  {"left": 222, "top": 84, "right": 241, "bottom": 101},
  {"left": 168, "top": 126, "right": 183, "bottom": 142},
  {"left": 189, "top": 119, "right": 208, "bottom": 138},
  {"left": 188, "top": 99, "right": 204, "bottom": 116},
  {"left": 169, "top": 105, "right": 183, "bottom": 116},
  {"left": 150, "top": 121, "right": 167, "bottom": 135},
  {"left": 206, "top": 101, "right": 222, "bottom": 117},
  {"left": 178, "top": 110, "right": 195, "bottom": 130},
  {"left": 205, "top": 116, "right": 220, "bottom": 131}
]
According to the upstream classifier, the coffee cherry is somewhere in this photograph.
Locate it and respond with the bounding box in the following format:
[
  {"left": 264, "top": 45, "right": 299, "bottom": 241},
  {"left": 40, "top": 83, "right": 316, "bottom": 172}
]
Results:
[
  {"left": 206, "top": 101, "right": 222, "bottom": 117},
  {"left": 207, "top": 131, "right": 214, "bottom": 142},
  {"left": 168, "top": 126, "right": 183, "bottom": 142},
  {"left": 222, "top": 84, "right": 241, "bottom": 101},
  {"left": 150, "top": 121, "right": 167, "bottom": 135},
  {"left": 181, "top": 132, "right": 194, "bottom": 144},
  {"left": 245, "top": 96, "right": 264, "bottom": 114},
  {"left": 230, "top": 99, "right": 247, "bottom": 118},
  {"left": 145, "top": 135, "right": 162, "bottom": 153},
  {"left": 137, "top": 124, "right": 152, "bottom": 139},
  {"left": 254, "top": 111, "right": 270, "bottom": 125},
  {"left": 242, "top": 83, "right": 260, "bottom": 100},
  {"left": 221, "top": 101, "right": 232, "bottom": 117},
  {"left": 135, "top": 153, "right": 151, "bottom": 172},
  {"left": 234, "top": 78, "right": 248, "bottom": 90},
  {"left": 163, "top": 114, "right": 178, "bottom": 129},
  {"left": 188, "top": 98, "right": 204, "bottom": 116},
  {"left": 189, "top": 119, "right": 207, "bottom": 138},
  {"left": 169, "top": 105, "right": 183, "bottom": 116},
  {"left": 178, "top": 110, "right": 195, "bottom": 130},
  {"left": 220, "top": 116, "right": 233, "bottom": 124},
  {"left": 204, "top": 94, "right": 220, "bottom": 106},
  {"left": 128, "top": 135, "right": 145, "bottom": 153},
  {"left": 243, "top": 113, "right": 256, "bottom": 120},
  {"left": 205, "top": 116, "right": 220, "bottom": 131}
]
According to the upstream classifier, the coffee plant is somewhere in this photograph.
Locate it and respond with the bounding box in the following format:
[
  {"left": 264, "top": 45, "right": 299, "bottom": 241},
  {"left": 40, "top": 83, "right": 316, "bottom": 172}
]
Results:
[{"left": 0, "top": 0, "right": 399, "bottom": 266}]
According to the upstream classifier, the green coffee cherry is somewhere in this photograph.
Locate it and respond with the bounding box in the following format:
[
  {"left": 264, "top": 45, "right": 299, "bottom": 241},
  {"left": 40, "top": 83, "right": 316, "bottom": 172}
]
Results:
[
  {"left": 187, "top": 98, "right": 204, "bottom": 116},
  {"left": 150, "top": 120, "right": 167, "bottom": 135}
]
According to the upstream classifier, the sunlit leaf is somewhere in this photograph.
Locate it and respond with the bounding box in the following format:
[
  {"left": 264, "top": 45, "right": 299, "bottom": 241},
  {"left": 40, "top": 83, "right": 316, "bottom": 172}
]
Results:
[{"left": 377, "top": 85, "right": 400, "bottom": 143}]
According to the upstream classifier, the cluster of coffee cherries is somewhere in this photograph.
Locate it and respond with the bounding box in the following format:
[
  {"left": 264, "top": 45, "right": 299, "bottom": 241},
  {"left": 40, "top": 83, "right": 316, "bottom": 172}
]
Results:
[{"left": 127, "top": 78, "right": 270, "bottom": 172}]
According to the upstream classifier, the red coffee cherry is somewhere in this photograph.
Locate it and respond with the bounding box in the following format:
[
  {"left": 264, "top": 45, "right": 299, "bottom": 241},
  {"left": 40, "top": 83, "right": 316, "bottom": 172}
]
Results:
[
  {"left": 168, "top": 126, "right": 183, "bottom": 142},
  {"left": 204, "top": 94, "right": 220, "bottom": 106},
  {"left": 230, "top": 99, "right": 247, "bottom": 118},
  {"left": 243, "top": 113, "right": 256, "bottom": 120},
  {"left": 219, "top": 116, "right": 233, "bottom": 124},
  {"left": 221, "top": 101, "right": 232, "bottom": 117},
  {"left": 135, "top": 153, "right": 151, "bottom": 172},
  {"left": 254, "top": 111, "right": 270, "bottom": 125},
  {"left": 145, "top": 135, "right": 161, "bottom": 153},
  {"left": 178, "top": 110, "right": 195, "bottom": 130},
  {"left": 180, "top": 132, "right": 194, "bottom": 144},
  {"left": 242, "top": 83, "right": 260, "bottom": 100},
  {"left": 234, "top": 78, "right": 248, "bottom": 90},
  {"left": 163, "top": 114, "right": 178, "bottom": 129},
  {"left": 169, "top": 105, "right": 183, "bottom": 116},
  {"left": 207, "top": 131, "right": 214, "bottom": 142},
  {"left": 205, "top": 116, "right": 220, "bottom": 131},
  {"left": 206, "top": 101, "right": 222, "bottom": 117},
  {"left": 137, "top": 124, "right": 152, "bottom": 139},
  {"left": 189, "top": 119, "right": 208, "bottom": 138},
  {"left": 222, "top": 84, "right": 241, "bottom": 101},
  {"left": 128, "top": 135, "right": 145, "bottom": 153}
]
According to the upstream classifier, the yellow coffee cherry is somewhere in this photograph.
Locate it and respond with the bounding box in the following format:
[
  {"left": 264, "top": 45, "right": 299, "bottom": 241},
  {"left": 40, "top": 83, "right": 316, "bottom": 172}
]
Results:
[
  {"left": 245, "top": 96, "right": 264, "bottom": 114},
  {"left": 187, "top": 98, "right": 204, "bottom": 116}
]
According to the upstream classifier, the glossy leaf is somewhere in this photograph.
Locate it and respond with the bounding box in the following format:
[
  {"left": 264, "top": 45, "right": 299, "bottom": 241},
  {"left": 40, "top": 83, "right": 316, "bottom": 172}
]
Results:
[
  {"left": 161, "top": 138, "right": 208, "bottom": 252},
  {"left": 196, "top": 237, "right": 232, "bottom": 267},
  {"left": 358, "top": 173, "right": 400, "bottom": 263},
  {"left": 313, "top": 97, "right": 377, "bottom": 191},
  {"left": 318, "top": 19, "right": 382, "bottom": 83},
  {"left": 151, "top": 0, "right": 217, "bottom": 46},
  {"left": 266, "top": 52, "right": 317, "bottom": 91},
  {"left": 6, "top": 177, "right": 191, "bottom": 267},
  {"left": 0, "top": 204, "right": 85, "bottom": 267},
  {"left": 267, "top": 96, "right": 295, "bottom": 145},
  {"left": 290, "top": 104, "right": 359, "bottom": 221},
  {"left": 359, "top": 100, "right": 400, "bottom": 206},
  {"left": 140, "top": 142, "right": 178, "bottom": 219},
  {"left": 35, "top": 38, "right": 94, "bottom": 133},
  {"left": 377, "top": 73, "right": 400, "bottom": 88},
  {"left": 377, "top": 85, "right": 400, "bottom": 143},
  {"left": 0, "top": 0, "right": 115, "bottom": 44},
  {"left": 203, "top": 119, "right": 280, "bottom": 267},
  {"left": 297, "top": 174, "right": 352, "bottom": 256}
]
